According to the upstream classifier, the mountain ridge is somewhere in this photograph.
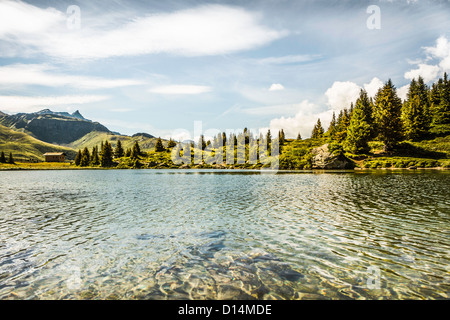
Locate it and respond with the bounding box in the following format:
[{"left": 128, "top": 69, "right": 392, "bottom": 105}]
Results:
[{"left": 0, "top": 109, "right": 111, "bottom": 145}]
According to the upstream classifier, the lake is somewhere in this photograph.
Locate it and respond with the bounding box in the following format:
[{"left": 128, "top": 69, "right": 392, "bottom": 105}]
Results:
[{"left": 0, "top": 169, "right": 449, "bottom": 299}]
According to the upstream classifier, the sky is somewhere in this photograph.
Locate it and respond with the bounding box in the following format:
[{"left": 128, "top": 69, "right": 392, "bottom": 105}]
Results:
[{"left": 0, "top": 0, "right": 449, "bottom": 140}]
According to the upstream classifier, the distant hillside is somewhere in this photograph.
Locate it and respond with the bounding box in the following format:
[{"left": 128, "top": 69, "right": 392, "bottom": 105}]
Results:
[
  {"left": 132, "top": 132, "right": 154, "bottom": 139},
  {"left": 0, "top": 124, "right": 77, "bottom": 161},
  {"left": 0, "top": 109, "right": 110, "bottom": 144},
  {"left": 68, "top": 131, "right": 165, "bottom": 152}
]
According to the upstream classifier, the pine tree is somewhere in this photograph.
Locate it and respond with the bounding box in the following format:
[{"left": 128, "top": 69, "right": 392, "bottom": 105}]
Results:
[
  {"left": 74, "top": 150, "right": 82, "bottom": 166},
  {"left": 296, "top": 133, "right": 302, "bottom": 140},
  {"left": 0, "top": 151, "right": 6, "bottom": 163},
  {"left": 243, "top": 128, "right": 250, "bottom": 145},
  {"left": 402, "top": 77, "right": 430, "bottom": 140},
  {"left": 278, "top": 129, "right": 286, "bottom": 145},
  {"left": 356, "top": 89, "right": 374, "bottom": 135},
  {"left": 129, "top": 141, "right": 141, "bottom": 159},
  {"left": 114, "top": 140, "right": 124, "bottom": 158},
  {"left": 334, "top": 109, "right": 351, "bottom": 142},
  {"left": 125, "top": 148, "right": 131, "bottom": 157},
  {"left": 101, "top": 140, "right": 114, "bottom": 167},
  {"left": 374, "top": 79, "right": 403, "bottom": 151},
  {"left": 344, "top": 97, "right": 372, "bottom": 154},
  {"left": 167, "top": 138, "right": 177, "bottom": 148},
  {"left": 155, "top": 137, "right": 165, "bottom": 152},
  {"left": 430, "top": 81, "right": 441, "bottom": 125},
  {"left": 80, "top": 147, "right": 90, "bottom": 167},
  {"left": 311, "top": 118, "right": 324, "bottom": 139},
  {"left": 327, "top": 112, "right": 337, "bottom": 138},
  {"left": 197, "top": 135, "right": 206, "bottom": 151},
  {"left": 133, "top": 141, "right": 141, "bottom": 155},
  {"left": 8, "top": 152, "right": 14, "bottom": 164},
  {"left": 417, "top": 76, "right": 431, "bottom": 125},
  {"left": 130, "top": 145, "right": 139, "bottom": 159},
  {"left": 91, "top": 146, "right": 100, "bottom": 165},
  {"left": 433, "top": 73, "right": 450, "bottom": 125},
  {"left": 266, "top": 129, "right": 272, "bottom": 142}
]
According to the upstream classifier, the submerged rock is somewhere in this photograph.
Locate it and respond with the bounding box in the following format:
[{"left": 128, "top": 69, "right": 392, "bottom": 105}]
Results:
[{"left": 311, "top": 144, "right": 354, "bottom": 169}]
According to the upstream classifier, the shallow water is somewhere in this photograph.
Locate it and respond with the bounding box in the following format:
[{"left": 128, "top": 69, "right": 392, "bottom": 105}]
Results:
[{"left": 0, "top": 169, "right": 449, "bottom": 299}]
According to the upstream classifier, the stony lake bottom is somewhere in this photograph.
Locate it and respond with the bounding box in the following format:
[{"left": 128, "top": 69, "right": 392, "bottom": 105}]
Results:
[{"left": 0, "top": 169, "right": 448, "bottom": 300}]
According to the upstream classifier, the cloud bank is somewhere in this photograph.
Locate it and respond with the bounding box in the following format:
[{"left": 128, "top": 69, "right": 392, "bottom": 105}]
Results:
[{"left": 0, "top": 1, "right": 288, "bottom": 60}]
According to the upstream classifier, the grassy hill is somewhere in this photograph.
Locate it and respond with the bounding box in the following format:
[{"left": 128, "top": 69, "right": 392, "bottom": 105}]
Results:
[
  {"left": 67, "top": 131, "right": 167, "bottom": 152},
  {"left": 0, "top": 124, "right": 77, "bottom": 161}
]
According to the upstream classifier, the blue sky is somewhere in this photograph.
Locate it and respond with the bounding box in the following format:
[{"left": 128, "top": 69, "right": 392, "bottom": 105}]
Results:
[{"left": 0, "top": 0, "right": 449, "bottom": 139}]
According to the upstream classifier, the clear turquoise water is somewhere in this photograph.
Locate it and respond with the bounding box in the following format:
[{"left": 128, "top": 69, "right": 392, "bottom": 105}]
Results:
[{"left": 0, "top": 169, "right": 449, "bottom": 299}]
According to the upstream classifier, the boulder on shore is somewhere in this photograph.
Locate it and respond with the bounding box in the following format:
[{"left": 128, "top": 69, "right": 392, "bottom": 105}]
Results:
[{"left": 311, "top": 144, "right": 354, "bottom": 169}]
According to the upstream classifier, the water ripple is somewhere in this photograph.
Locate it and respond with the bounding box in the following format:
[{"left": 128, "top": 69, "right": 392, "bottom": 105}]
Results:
[{"left": 0, "top": 170, "right": 448, "bottom": 299}]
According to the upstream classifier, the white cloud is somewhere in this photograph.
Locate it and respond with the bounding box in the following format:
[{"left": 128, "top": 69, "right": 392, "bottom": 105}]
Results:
[
  {"left": 0, "top": 64, "right": 146, "bottom": 89},
  {"left": 0, "top": 1, "right": 63, "bottom": 37},
  {"left": 265, "top": 77, "right": 384, "bottom": 138},
  {"left": 257, "top": 54, "right": 320, "bottom": 65},
  {"left": 0, "top": 95, "right": 109, "bottom": 113},
  {"left": 363, "top": 77, "right": 384, "bottom": 98},
  {"left": 268, "top": 101, "right": 333, "bottom": 139},
  {"left": 325, "top": 81, "right": 361, "bottom": 112},
  {"left": 403, "top": 36, "right": 450, "bottom": 83},
  {"left": 424, "top": 36, "right": 450, "bottom": 71},
  {"left": 269, "top": 83, "right": 285, "bottom": 91},
  {"left": 397, "top": 84, "right": 410, "bottom": 101},
  {"left": 0, "top": 2, "right": 287, "bottom": 60},
  {"left": 404, "top": 63, "right": 441, "bottom": 83},
  {"left": 148, "top": 85, "right": 212, "bottom": 95}
]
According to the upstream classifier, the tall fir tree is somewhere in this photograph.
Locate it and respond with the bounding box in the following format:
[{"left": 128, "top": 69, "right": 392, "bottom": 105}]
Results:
[
  {"left": 101, "top": 140, "right": 114, "bottom": 167},
  {"left": 114, "top": 140, "right": 124, "bottom": 158},
  {"left": 278, "top": 129, "right": 286, "bottom": 145},
  {"left": 80, "top": 147, "right": 90, "bottom": 167},
  {"left": 327, "top": 112, "right": 337, "bottom": 138},
  {"left": 374, "top": 79, "right": 403, "bottom": 151},
  {"left": 0, "top": 151, "right": 6, "bottom": 163},
  {"left": 91, "top": 146, "right": 100, "bottom": 165},
  {"left": 334, "top": 109, "right": 351, "bottom": 142},
  {"left": 344, "top": 90, "right": 372, "bottom": 154},
  {"left": 155, "top": 137, "right": 165, "bottom": 152},
  {"left": 296, "top": 132, "right": 302, "bottom": 140},
  {"left": 74, "top": 150, "right": 82, "bottom": 166},
  {"left": 8, "top": 152, "right": 14, "bottom": 164},
  {"left": 433, "top": 73, "right": 450, "bottom": 125},
  {"left": 129, "top": 141, "right": 142, "bottom": 160},
  {"left": 311, "top": 118, "right": 324, "bottom": 139},
  {"left": 133, "top": 141, "right": 141, "bottom": 155},
  {"left": 429, "top": 81, "right": 442, "bottom": 124},
  {"left": 402, "top": 77, "right": 430, "bottom": 140}
]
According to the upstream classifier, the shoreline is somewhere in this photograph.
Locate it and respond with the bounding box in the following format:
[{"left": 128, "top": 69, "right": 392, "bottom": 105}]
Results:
[{"left": 1, "top": 163, "right": 449, "bottom": 172}]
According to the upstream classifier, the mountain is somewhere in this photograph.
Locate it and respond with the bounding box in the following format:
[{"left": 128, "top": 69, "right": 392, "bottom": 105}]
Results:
[
  {"left": 68, "top": 131, "right": 161, "bottom": 152},
  {"left": 0, "top": 109, "right": 110, "bottom": 145},
  {"left": 132, "top": 132, "right": 154, "bottom": 139},
  {"left": 0, "top": 124, "right": 76, "bottom": 161},
  {"left": 35, "top": 109, "right": 86, "bottom": 120}
]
